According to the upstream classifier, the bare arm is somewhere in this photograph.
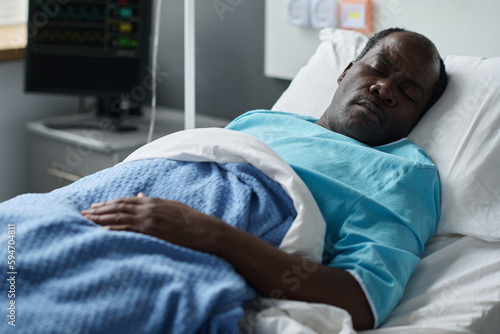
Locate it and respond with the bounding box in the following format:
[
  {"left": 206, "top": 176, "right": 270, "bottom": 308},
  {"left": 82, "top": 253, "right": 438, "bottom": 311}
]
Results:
[{"left": 82, "top": 194, "right": 374, "bottom": 330}]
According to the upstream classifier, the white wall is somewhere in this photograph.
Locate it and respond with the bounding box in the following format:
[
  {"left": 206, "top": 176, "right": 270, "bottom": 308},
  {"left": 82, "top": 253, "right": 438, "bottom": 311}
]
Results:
[
  {"left": 0, "top": 60, "right": 77, "bottom": 201},
  {"left": 156, "top": 0, "right": 289, "bottom": 120},
  {"left": 266, "top": 0, "right": 500, "bottom": 79}
]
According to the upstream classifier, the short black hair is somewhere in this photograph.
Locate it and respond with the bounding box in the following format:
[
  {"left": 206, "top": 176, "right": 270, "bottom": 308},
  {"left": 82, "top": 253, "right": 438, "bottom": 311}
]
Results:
[{"left": 355, "top": 27, "right": 448, "bottom": 113}]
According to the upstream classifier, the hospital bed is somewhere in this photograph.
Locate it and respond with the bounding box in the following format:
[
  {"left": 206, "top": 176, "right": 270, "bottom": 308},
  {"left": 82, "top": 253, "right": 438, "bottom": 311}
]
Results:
[
  {"left": 240, "top": 28, "right": 500, "bottom": 334},
  {"left": 1, "top": 28, "right": 498, "bottom": 334}
]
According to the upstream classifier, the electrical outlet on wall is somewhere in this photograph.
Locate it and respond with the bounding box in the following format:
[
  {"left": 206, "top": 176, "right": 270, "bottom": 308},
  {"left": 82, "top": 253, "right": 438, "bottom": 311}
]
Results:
[
  {"left": 286, "top": 0, "right": 310, "bottom": 27},
  {"left": 310, "top": 0, "right": 338, "bottom": 29}
]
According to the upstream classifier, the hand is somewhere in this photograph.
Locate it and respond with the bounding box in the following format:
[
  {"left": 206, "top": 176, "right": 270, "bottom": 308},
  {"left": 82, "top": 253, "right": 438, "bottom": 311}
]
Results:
[{"left": 81, "top": 193, "right": 221, "bottom": 251}]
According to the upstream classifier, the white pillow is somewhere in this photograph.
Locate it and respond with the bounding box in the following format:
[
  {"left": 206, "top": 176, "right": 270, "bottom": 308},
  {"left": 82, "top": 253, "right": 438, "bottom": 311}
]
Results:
[
  {"left": 272, "top": 29, "right": 500, "bottom": 242},
  {"left": 272, "top": 28, "right": 368, "bottom": 117},
  {"left": 408, "top": 55, "right": 500, "bottom": 241}
]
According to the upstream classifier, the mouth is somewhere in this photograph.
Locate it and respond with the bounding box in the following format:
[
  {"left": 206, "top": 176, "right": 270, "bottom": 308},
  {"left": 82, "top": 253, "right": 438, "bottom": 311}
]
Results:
[{"left": 357, "top": 101, "right": 384, "bottom": 125}]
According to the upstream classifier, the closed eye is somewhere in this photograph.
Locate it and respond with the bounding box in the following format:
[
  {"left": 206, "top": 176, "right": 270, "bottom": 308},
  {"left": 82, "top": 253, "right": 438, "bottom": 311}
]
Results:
[
  {"left": 368, "top": 65, "right": 386, "bottom": 76},
  {"left": 401, "top": 89, "right": 415, "bottom": 102}
]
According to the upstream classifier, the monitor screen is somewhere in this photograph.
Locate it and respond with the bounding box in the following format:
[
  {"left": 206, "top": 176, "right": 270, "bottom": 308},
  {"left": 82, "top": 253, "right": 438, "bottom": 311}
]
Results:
[{"left": 24, "top": 0, "right": 152, "bottom": 124}]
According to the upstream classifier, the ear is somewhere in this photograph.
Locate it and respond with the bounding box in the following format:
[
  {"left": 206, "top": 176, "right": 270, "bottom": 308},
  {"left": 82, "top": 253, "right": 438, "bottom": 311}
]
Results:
[{"left": 337, "top": 62, "right": 354, "bottom": 84}]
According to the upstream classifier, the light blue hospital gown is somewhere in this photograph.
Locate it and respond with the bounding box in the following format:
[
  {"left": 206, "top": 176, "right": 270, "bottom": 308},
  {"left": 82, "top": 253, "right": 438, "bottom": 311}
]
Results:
[{"left": 226, "top": 110, "right": 440, "bottom": 326}]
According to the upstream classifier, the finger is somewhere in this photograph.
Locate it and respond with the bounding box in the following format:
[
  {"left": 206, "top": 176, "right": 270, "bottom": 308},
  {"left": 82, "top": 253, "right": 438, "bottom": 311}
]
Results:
[
  {"left": 137, "top": 192, "right": 147, "bottom": 198},
  {"left": 89, "top": 196, "right": 145, "bottom": 209},
  {"left": 83, "top": 201, "right": 142, "bottom": 216},
  {"left": 83, "top": 212, "right": 137, "bottom": 226},
  {"left": 100, "top": 224, "right": 142, "bottom": 233}
]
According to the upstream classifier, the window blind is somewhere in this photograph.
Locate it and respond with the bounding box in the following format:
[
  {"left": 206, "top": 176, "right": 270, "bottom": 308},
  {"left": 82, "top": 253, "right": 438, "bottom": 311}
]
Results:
[{"left": 0, "top": 0, "right": 28, "bottom": 27}]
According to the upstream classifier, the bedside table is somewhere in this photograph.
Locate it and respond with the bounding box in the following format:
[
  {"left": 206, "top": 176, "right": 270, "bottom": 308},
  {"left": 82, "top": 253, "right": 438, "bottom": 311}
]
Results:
[{"left": 26, "top": 108, "right": 230, "bottom": 193}]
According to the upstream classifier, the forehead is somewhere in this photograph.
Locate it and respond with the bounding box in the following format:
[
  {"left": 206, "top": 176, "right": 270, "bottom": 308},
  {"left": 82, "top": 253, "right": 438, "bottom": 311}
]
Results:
[{"left": 364, "top": 32, "right": 440, "bottom": 90}]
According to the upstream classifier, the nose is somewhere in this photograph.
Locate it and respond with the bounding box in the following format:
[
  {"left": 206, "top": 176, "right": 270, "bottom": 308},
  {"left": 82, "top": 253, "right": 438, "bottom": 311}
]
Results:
[{"left": 370, "top": 81, "right": 396, "bottom": 107}]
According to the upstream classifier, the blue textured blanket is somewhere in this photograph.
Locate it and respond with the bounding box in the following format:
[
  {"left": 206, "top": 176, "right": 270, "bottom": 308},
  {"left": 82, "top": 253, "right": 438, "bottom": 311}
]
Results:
[{"left": 0, "top": 158, "right": 296, "bottom": 333}]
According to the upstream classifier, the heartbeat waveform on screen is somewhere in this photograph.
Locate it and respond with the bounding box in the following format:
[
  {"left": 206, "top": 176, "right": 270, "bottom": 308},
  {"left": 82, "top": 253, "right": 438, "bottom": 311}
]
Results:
[
  {"left": 50, "top": 5, "right": 106, "bottom": 22},
  {"left": 36, "top": 29, "right": 105, "bottom": 46}
]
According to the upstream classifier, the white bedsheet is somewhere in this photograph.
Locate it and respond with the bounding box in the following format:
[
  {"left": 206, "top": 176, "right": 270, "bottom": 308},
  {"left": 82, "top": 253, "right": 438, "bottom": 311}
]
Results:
[
  {"left": 370, "top": 235, "right": 500, "bottom": 334},
  {"left": 241, "top": 235, "right": 500, "bottom": 334}
]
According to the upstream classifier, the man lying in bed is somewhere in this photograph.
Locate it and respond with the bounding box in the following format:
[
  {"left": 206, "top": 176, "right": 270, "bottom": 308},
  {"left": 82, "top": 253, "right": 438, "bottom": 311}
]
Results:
[{"left": 82, "top": 28, "right": 447, "bottom": 330}]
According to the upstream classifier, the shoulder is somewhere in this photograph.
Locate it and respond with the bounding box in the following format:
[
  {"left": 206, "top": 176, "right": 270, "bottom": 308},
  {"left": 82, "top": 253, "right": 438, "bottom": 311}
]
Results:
[{"left": 375, "top": 138, "right": 436, "bottom": 169}]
